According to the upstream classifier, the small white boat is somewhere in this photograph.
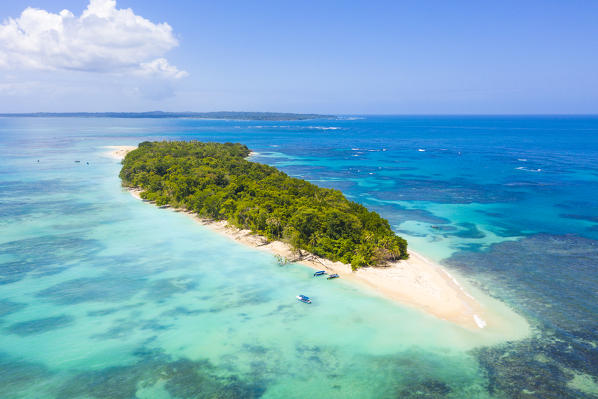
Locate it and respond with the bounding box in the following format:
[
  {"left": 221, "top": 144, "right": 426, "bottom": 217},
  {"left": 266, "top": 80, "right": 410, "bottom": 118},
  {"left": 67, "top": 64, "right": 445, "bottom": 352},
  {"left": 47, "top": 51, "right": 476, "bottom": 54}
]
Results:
[{"left": 297, "top": 294, "right": 312, "bottom": 304}]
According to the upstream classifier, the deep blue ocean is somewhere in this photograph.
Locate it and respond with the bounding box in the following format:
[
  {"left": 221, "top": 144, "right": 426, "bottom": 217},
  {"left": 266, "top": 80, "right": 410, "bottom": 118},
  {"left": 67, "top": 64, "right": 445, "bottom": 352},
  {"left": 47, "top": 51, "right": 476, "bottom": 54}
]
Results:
[{"left": 1, "top": 116, "right": 597, "bottom": 398}]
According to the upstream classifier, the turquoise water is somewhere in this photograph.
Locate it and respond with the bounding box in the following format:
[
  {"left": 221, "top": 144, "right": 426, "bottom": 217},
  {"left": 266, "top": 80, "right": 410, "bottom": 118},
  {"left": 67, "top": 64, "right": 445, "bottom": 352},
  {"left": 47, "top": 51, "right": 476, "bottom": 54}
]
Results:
[{"left": 1, "top": 116, "right": 597, "bottom": 398}]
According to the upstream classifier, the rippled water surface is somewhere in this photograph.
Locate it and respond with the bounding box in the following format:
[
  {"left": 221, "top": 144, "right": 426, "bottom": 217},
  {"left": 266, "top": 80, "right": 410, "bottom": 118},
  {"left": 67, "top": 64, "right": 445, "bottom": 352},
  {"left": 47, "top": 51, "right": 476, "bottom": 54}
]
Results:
[{"left": 1, "top": 116, "right": 597, "bottom": 398}]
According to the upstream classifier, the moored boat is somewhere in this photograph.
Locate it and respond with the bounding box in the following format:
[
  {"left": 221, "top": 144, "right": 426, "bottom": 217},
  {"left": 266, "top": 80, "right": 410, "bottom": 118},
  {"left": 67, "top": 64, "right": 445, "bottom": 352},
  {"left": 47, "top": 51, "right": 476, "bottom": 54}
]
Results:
[
  {"left": 327, "top": 274, "right": 340, "bottom": 280},
  {"left": 297, "top": 294, "right": 312, "bottom": 304},
  {"left": 313, "top": 270, "right": 327, "bottom": 277}
]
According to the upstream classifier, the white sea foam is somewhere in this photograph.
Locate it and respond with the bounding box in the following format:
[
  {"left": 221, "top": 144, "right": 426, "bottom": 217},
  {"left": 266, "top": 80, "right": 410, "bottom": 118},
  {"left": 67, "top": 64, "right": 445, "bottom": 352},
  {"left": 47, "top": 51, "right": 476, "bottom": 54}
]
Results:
[
  {"left": 351, "top": 148, "right": 383, "bottom": 152},
  {"left": 338, "top": 116, "right": 365, "bottom": 120},
  {"left": 473, "top": 314, "right": 487, "bottom": 329},
  {"left": 516, "top": 166, "right": 542, "bottom": 172},
  {"left": 308, "top": 126, "right": 341, "bottom": 130},
  {"left": 252, "top": 125, "right": 291, "bottom": 129}
]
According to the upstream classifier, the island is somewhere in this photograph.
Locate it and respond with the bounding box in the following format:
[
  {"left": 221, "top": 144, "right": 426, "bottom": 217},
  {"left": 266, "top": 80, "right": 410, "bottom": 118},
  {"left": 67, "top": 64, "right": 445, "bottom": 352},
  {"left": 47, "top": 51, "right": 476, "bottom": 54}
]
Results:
[
  {"left": 0, "top": 111, "right": 334, "bottom": 121},
  {"left": 120, "top": 141, "right": 408, "bottom": 269},
  {"left": 112, "top": 142, "right": 527, "bottom": 332}
]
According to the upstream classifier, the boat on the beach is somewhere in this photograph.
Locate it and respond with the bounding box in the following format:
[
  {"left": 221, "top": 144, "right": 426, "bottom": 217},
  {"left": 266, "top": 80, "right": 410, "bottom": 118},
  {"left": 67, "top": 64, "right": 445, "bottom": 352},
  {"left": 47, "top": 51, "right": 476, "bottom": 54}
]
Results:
[
  {"left": 313, "top": 270, "right": 327, "bottom": 277},
  {"left": 327, "top": 274, "right": 340, "bottom": 280},
  {"left": 297, "top": 294, "right": 312, "bottom": 304}
]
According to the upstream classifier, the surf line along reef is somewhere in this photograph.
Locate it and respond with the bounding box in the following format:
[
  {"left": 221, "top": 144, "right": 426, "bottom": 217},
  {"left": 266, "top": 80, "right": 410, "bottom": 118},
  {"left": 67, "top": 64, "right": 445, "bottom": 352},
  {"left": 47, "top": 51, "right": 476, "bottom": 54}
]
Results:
[{"left": 117, "top": 141, "right": 501, "bottom": 330}]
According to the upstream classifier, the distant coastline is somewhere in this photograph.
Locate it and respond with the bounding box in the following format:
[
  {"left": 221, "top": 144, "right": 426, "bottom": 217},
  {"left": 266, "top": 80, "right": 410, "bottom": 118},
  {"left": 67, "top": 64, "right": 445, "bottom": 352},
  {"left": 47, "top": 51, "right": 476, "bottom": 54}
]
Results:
[
  {"left": 107, "top": 144, "right": 530, "bottom": 335},
  {"left": 0, "top": 111, "right": 335, "bottom": 121}
]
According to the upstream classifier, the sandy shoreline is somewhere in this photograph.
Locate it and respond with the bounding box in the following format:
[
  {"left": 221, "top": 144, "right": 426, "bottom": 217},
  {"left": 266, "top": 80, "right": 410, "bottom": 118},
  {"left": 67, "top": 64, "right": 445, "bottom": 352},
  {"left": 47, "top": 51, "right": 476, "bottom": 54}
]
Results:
[
  {"left": 109, "top": 145, "right": 503, "bottom": 331},
  {"left": 104, "top": 145, "right": 137, "bottom": 160}
]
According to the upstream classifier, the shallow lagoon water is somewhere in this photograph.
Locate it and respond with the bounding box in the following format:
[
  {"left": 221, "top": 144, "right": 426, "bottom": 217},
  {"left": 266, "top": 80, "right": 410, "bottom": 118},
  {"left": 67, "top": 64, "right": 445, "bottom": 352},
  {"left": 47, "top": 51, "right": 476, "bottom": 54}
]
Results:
[{"left": 1, "top": 116, "right": 597, "bottom": 398}]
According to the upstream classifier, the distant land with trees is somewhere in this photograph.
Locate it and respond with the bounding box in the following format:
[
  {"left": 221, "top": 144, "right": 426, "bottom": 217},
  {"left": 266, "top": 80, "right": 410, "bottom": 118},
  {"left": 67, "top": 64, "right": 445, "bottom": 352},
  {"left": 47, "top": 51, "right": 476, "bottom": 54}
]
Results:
[{"left": 0, "top": 111, "right": 335, "bottom": 121}]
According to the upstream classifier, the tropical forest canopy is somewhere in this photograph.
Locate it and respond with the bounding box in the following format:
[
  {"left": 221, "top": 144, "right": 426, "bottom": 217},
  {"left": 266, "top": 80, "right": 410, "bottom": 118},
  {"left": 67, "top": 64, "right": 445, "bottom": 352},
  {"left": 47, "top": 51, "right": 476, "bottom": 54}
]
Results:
[{"left": 119, "top": 141, "right": 408, "bottom": 269}]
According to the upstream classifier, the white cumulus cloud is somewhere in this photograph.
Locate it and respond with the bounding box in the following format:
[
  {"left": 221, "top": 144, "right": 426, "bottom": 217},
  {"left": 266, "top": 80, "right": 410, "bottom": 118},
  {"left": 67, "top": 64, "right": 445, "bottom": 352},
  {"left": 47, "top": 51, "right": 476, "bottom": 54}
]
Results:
[
  {"left": 0, "top": 0, "right": 187, "bottom": 79},
  {"left": 136, "top": 58, "right": 188, "bottom": 79}
]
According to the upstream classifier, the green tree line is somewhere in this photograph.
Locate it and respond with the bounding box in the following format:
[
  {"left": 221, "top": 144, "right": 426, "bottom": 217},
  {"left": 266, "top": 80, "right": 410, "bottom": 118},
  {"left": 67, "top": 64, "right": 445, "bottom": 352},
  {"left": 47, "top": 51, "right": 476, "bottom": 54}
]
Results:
[{"left": 120, "top": 141, "right": 408, "bottom": 269}]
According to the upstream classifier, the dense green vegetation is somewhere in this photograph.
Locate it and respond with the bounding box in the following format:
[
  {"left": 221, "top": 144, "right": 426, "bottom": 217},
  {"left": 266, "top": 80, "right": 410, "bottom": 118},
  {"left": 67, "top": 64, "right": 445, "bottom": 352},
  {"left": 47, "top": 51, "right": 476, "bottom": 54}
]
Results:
[{"left": 120, "top": 141, "right": 408, "bottom": 269}]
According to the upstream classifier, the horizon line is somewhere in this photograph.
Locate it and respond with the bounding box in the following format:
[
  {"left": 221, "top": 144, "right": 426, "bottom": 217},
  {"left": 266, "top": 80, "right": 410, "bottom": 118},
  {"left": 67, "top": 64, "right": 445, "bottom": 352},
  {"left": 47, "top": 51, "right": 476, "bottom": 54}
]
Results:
[{"left": 1, "top": 111, "right": 598, "bottom": 117}]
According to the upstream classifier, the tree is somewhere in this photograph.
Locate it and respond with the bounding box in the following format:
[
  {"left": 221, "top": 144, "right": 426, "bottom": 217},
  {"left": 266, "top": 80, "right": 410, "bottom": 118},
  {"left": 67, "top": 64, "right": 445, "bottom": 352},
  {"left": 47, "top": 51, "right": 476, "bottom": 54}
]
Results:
[{"left": 119, "top": 140, "right": 409, "bottom": 269}]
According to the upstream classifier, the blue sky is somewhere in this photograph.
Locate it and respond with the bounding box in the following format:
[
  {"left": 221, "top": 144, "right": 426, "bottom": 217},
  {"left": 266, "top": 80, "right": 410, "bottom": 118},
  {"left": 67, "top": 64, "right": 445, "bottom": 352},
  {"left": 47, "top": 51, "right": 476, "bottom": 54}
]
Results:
[{"left": 0, "top": 0, "right": 597, "bottom": 114}]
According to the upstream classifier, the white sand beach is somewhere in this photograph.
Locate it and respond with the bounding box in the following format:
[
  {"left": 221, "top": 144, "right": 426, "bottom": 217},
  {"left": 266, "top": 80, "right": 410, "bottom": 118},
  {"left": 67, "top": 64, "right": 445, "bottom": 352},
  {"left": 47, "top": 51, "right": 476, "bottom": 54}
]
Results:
[{"left": 104, "top": 145, "right": 138, "bottom": 160}]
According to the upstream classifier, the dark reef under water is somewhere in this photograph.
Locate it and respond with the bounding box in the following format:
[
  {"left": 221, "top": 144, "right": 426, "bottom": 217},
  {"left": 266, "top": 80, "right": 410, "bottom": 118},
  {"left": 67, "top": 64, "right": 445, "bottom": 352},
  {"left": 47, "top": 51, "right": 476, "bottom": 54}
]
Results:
[{"left": 447, "top": 234, "right": 598, "bottom": 398}]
